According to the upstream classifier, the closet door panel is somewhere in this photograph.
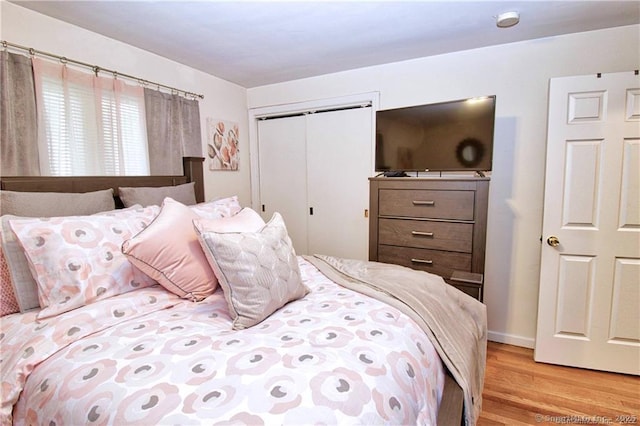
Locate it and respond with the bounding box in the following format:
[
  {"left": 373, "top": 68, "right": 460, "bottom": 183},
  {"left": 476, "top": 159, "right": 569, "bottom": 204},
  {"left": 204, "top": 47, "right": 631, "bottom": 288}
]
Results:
[
  {"left": 257, "top": 116, "right": 308, "bottom": 254},
  {"left": 306, "top": 107, "right": 372, "bottom": 260}
]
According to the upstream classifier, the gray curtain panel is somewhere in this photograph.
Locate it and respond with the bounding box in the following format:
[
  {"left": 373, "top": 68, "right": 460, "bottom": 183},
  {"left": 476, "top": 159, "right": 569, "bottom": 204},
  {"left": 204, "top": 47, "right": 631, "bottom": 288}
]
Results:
[
  {"left": 144, "top": 89, "right": 202, "bottom": 175},
  {"left": 0, "top": 52, "right": 39, "bottom": 176}
]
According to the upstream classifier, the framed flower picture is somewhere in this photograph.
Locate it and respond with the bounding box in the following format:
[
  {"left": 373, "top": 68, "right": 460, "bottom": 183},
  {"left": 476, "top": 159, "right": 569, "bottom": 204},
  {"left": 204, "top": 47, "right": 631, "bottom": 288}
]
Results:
[{"left": 206, "top": 118, "right": 239, "bottom": 171}]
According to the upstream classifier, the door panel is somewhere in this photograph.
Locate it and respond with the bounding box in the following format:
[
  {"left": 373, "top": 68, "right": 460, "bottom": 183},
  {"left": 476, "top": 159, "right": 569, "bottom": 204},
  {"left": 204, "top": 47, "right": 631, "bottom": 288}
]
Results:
[
  {"left": 555, "top": 255, "right": 594, "bottom": 338},
  {"left": 619, "top": 139, "right": 640, "bottom": 228},
  {"left": 567, "top": 90, "right": 606, "bottom": 123},
  {"left": 535, "top": 71, "right": 640, "bottom": 375},
  {"left": 257, "top": 116, "right": 308, "bottom": 254},
  {"left": 306, "top": 107, "right": 372, "bottom": 260},
  {"left": 610, "top": 258, "right": 640, "bottom": 343},
  {"left": 562, "top": 139, "right": 602, "bottom": 228}
]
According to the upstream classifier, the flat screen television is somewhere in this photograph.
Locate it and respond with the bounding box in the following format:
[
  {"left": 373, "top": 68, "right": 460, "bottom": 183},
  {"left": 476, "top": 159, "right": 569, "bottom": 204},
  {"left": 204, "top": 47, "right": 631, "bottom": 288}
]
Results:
[{"left": 375, "top": 96, "right": 496, "bottom": 173}]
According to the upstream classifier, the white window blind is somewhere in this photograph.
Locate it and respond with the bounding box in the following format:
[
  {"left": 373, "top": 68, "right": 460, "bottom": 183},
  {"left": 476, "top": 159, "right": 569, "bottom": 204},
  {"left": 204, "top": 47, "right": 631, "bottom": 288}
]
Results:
[{"left": 33, "top": 58, "right": 149, "bottom": 176}]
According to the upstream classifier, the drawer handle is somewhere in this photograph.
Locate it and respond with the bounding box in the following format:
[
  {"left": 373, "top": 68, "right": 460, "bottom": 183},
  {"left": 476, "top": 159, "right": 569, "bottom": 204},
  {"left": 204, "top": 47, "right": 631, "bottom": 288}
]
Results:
[
  {"left": 412, "top": 200, "right": 435, "bottom": 206},
  {"left": 411, "top": 231, "right": 434, "bottom": 237},
  {"left": 411, "top": 258, "right": 433, "bottom": 265}
]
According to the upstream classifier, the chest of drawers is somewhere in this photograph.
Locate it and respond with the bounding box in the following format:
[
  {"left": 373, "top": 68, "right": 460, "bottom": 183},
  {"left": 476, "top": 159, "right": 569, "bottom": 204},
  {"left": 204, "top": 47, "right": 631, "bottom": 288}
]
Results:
[{"left": 369, "top": 177, "right": 489, "bottom": 300}]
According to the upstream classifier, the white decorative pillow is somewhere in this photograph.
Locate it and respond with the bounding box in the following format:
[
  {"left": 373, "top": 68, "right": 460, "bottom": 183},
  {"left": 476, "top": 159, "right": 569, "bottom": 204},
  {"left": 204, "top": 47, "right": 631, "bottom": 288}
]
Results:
[
  {"left": 118, "top": 182, "right": 196, "bottom": 207},
  {"left": 190, "top": 196, "right": 242, "bottom": 219},
  {"left": 122, "top": 198, "right": 218, "bottom": 301},
  {"left": 9, "top": 206, "right": 159, "bottom": 319},
  {"left": 196, "top": 212, "right": 309, "bottom": 330}
]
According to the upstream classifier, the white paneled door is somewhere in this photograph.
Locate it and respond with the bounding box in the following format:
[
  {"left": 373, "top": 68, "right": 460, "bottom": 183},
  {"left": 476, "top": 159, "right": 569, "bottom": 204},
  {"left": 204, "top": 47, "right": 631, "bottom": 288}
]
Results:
[{"left": 535, "top": 71, "right": 640, "bottom": 375}]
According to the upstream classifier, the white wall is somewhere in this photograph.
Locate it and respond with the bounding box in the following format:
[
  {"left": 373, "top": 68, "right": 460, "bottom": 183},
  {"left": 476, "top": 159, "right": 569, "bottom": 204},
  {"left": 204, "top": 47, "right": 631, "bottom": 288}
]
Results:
[
  {"left": 247, "top": 25, "right": 640, "bottom": 347},
  {"left": 1, "top": 1, "right": 252, "bottom": 206}
]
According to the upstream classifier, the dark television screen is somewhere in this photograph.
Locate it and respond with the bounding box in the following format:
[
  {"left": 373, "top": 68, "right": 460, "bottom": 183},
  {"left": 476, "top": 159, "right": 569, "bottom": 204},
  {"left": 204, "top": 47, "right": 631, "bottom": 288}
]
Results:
[{"left": 375, "top": 96, "right": 495, "bottom": 172}]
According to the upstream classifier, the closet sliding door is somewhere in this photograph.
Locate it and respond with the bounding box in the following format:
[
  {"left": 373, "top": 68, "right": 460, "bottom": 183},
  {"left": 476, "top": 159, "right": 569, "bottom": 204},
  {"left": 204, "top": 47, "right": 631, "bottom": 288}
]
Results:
[
  {"left": 256, "top": 106, "right": 372, "bottom": 260},
  {"left": 306, "top": 107, "right": 371, "bottom": 259},
  {"left": 257, "top": 116, "right": 309, "bottom": 254}
]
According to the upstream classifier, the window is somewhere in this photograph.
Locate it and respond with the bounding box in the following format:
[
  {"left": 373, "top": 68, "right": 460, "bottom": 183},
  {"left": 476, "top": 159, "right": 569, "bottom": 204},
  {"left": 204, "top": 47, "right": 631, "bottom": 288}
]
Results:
[{"left": 33, "top": 58, "right": 149, "bottom": 176}]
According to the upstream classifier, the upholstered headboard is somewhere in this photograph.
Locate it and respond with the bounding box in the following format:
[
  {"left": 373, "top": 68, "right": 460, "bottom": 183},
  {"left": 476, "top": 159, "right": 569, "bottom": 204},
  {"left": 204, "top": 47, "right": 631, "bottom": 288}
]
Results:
[{"left": 0, "top": 157, "right": 205, "bottom": 208}]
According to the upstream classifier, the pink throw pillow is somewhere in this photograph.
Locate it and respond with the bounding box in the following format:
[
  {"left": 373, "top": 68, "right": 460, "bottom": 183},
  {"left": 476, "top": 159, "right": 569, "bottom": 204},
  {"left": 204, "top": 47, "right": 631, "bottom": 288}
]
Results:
[
  {"left": 122, "top": 198, "right": 218, "bottom": 301},
  {"left": 9, "top": 206, "right": 159, "bottom": 319},
  {"left": 192, "top": 207, "right": 266, "bottom": 234}
]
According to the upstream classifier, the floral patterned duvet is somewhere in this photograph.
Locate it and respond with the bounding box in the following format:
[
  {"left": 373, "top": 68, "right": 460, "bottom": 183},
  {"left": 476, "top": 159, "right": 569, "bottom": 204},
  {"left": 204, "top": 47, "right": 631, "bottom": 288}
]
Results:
[{"left": 1, "top": 258, "right": 444, "bottom": 425}]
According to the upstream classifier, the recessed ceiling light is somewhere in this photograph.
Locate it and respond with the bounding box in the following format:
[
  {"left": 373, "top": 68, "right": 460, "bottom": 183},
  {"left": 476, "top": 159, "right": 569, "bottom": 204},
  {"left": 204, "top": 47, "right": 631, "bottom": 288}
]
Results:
[{"left": 496, "top": 11, "right": 520, "bottom": 28}]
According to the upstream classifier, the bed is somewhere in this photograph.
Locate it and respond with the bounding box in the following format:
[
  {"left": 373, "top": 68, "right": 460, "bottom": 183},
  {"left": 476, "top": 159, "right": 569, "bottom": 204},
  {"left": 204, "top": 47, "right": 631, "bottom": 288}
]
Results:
[{"left": 0, "top": 157, "right": 486, "bottom": 426}]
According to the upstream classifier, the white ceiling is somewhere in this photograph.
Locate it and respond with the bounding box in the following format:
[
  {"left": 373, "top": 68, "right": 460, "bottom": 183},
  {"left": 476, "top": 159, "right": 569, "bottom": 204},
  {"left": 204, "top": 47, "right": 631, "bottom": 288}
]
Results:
[{"left": 10, "top": 1, "right": 640, "bottom": 88}]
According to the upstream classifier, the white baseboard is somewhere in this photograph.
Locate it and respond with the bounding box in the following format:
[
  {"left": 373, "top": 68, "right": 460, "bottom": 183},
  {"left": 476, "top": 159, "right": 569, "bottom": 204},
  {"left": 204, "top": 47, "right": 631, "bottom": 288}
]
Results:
[{"left": 487, "top": 330, "right": 535, "bottom": 349}]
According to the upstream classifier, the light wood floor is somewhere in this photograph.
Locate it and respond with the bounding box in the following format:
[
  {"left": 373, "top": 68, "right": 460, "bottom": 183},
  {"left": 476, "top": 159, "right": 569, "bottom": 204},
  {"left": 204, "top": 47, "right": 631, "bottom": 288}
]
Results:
[{"left": 478, "top": 342, "right": 640, "bottom": 425}]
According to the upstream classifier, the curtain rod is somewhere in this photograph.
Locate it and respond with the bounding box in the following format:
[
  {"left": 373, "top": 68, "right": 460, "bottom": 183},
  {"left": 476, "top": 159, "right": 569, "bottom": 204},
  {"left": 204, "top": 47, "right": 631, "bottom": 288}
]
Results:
[{"left": 1, "top": 40, "right": 204, "bottom": 100}]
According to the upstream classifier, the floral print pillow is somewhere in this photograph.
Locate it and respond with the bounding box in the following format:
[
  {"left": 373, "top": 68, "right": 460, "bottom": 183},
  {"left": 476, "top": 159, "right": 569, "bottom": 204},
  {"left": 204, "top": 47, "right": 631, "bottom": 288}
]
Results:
[
  {"left": 190, "top": 196, "right": 242, "bottom": 219},
  {"left": 9, "top": 206, "right": 160, "bottom": 319}
]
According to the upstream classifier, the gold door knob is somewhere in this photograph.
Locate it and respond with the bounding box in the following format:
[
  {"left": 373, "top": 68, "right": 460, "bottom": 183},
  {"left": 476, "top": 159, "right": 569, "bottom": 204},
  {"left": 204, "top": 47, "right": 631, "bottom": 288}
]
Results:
[{"left": 547, "top": 236, "right": 560, "bottom": 247}]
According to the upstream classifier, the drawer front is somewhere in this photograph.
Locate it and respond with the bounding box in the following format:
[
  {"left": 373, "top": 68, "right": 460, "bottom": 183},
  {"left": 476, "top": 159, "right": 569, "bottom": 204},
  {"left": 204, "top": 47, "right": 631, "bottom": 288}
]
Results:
[
  {"left": 378, "top": 218, "right": 473, "bottom": 253},
  {"left": 378, "top": 189, "right": 474, "bottom": 220},
  {"left": 377, "top": 245, "right": 471, "bottom": 279}
]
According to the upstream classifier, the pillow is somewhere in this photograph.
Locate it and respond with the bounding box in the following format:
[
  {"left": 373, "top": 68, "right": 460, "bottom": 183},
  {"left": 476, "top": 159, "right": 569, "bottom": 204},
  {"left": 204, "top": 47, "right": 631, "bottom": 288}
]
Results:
[
  {"left": 1, "top": 214, "right": 42, "bottom": 311},
  {"left": 9, "top": 205, "right": 160, "bottom": 319},
  {"left": 0, "top": 205, "right": 147, "bottom": 313},
  {"left": 118, "top": 182, "right": 196, "bottom": 207},
  {"left": 196, "top": 212, "right": 309, "bottom": 330},
  {"left": 0, "top": 246, "right": 20, "bottom": 316},
  {"left": 192, "top": 207, "right": 266, "bottom": 234},
  {"left": 122, "top": 198, "right": 218, "bottom": 302},
  {"left": 190, "top": 195, "right": 242, "bottom": 219},
  {"left": 0, "top": 189, "right": 115, "bottom": 217}
]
